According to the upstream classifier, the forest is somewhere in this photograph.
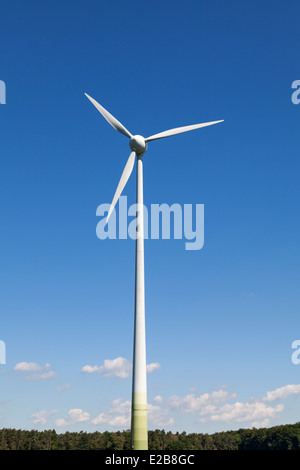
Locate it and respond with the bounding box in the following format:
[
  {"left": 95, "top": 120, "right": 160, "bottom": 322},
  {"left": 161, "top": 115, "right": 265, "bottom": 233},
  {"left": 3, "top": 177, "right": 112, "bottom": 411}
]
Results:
[{"left": 0, "top": 422, "right": 299, "bottom": 450}]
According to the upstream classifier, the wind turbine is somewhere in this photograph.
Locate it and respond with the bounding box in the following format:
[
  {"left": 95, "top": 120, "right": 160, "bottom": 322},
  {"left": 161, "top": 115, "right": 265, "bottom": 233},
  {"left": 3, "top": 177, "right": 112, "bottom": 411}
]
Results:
[{"left": 85, "top": 92, "right": 223, "bottom": 450}]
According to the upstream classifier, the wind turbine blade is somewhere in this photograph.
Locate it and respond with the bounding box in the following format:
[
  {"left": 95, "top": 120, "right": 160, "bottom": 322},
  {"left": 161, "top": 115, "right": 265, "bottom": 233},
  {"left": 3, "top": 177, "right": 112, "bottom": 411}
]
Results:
[
  {"left": 145, "top": 120, "right": 224, "bottom": 142},
  {"left": 106, "top": 151, "right": 136, "bottom": 223},
  {"left": 85, "top": 93, "right": 132, "bottom": 139}
]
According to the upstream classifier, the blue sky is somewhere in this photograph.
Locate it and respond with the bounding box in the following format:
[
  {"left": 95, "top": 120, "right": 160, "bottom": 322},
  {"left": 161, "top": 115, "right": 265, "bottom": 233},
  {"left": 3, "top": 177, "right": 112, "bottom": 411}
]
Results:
[{"left": 0, "top": 0, "right": 300, "bottom": 433}]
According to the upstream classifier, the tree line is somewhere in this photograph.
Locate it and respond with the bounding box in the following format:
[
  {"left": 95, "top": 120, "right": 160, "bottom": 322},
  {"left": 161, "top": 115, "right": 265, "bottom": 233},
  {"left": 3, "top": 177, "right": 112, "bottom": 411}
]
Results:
[{"left": 0, "top": 422, "right": 299, "bottom": 450}]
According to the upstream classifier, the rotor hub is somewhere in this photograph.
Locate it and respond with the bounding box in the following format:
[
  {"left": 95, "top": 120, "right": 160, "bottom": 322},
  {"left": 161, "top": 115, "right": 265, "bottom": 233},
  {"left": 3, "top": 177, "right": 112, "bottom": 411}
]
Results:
[{"left": 129, "top": 135, "right": 147, "bottom": 155}]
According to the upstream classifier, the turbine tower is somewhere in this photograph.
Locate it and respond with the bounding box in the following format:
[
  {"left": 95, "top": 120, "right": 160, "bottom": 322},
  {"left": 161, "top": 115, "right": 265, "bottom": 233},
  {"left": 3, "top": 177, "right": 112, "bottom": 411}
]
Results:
[{"left": 85, "top": 93, "right": 223, "bottom": 450}]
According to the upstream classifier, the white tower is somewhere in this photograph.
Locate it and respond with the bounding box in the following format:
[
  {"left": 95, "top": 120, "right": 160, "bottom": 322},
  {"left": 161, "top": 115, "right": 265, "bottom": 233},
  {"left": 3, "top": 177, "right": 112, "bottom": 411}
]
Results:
[{"left": 84, "top": 92, "right": 223, "bottom": 450}]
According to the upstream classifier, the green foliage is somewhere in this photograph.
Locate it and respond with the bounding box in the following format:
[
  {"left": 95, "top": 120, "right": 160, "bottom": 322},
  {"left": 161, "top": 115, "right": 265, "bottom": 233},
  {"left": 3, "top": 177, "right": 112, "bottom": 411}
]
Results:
[{"left": 0, "top": 423, "right": 299, "bottom": 450}]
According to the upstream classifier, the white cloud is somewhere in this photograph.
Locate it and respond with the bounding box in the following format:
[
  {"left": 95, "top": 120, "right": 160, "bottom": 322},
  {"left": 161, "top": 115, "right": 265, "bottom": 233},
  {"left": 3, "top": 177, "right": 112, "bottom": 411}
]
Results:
[
  {"left": 92, "top": 399, "right": 131, "bottom": 427},
  {"left": 82, "top": 357, "right": 131, "bottom": 378},
  {"left": 91, "top": 412, "right": 108, "bottom": 425},
  {"left": 25, "top": 371, "right": 57, "bottom": 381},
  {"left": 153, "top": 395, "right": 163, "bottom": 404},
  {"left": 108, "top": 414, "right": 131, "bottom": 427},
  {"left": 56, "top": 409, "right": 90, "bottom": 427},
  {"left": 81, "top": 365, "right": 100, "bottom": 373},
  {"left": 154, "top": 384, "right": 297, "bottom": 429},
  {"left": 167, "top": 389, "right": 237, "bottom": 413},
  {"left": 147, "top": 403, "right": 174, "bottom": 428},
  {"left": 251, "top": 418, "right": 272, "bottom": 428},
  {"left": 98, "top": 357, "right": 131, "bottom": 378},
  {"left": 14, "top": 362, "right": 50, "bottom": 372},
  {"left": 31, "top": 410, "right": 57, "bottom": 425},
  {"left": 263, "top": 384, "right": 300, "bottom": 402},
  {"left": 146, "top": 363, "right": 161, "bottom": 374},
  {"left": 201, "top": 401, "right": 284, "bottom": 428},
  {"left": 14, "top": 362, "right": 56, "bottom": 380},
  {"left": 109, "top": 398, "right": 131, "bottom": 414},
  {"left": 82, "top": 357, "right": 161, "bottom": 379},
  {"left": 199, "top": 404, "right": 218, "bottom": 416},
  {"left": 57, "top": 384, "right": 71, "bottom": 392}
]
